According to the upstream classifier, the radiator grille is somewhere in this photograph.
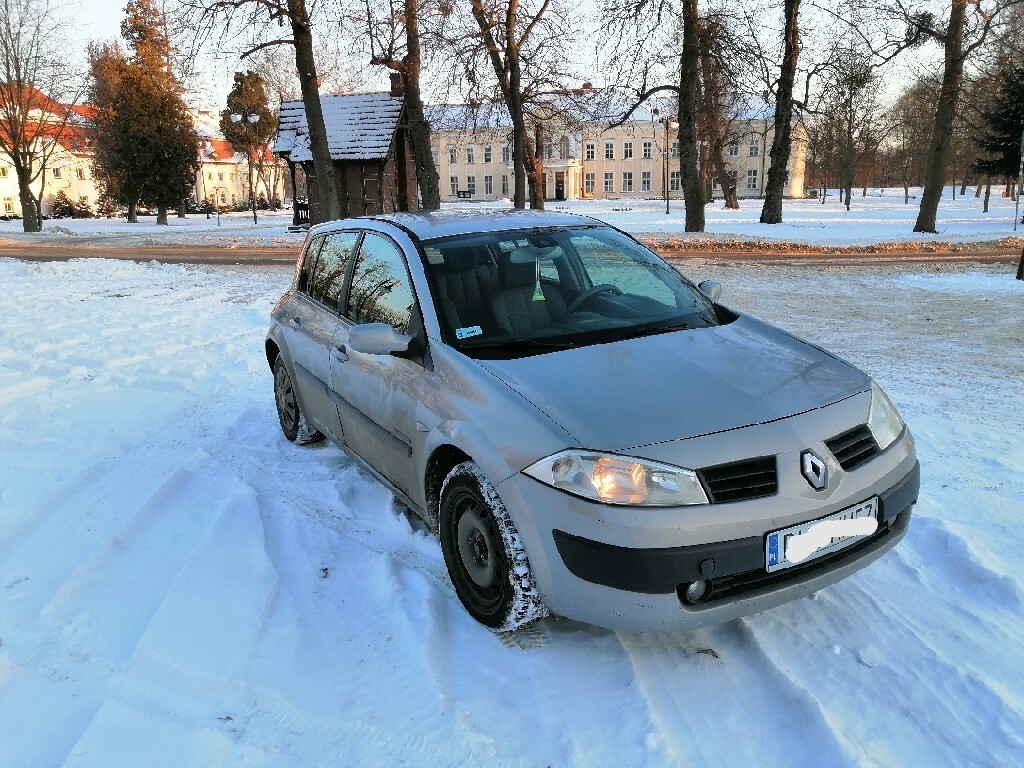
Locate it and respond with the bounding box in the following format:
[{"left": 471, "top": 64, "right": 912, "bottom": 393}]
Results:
[
  {"left": 825, "top": 424, "right": 880, "bottom": 471},
  {"left": 697, "top": 456, "right": 778, "bottom": 504}
]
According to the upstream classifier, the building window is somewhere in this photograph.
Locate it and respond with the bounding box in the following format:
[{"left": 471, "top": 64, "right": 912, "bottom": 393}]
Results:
[
  {"left": 749, "top": 135, "right": 760, "bottom": 157},
  {"left": 450, "top": 176, "right": 458, "bottom": 196},
  {"left": 622, "top": 171, "right": 633, "bottom": 192},
  {"left": 207, "top": 172, "right": 212, "bottom": 180},
  {"left": 728, "top": 138, "right": 739, "bottom": 157},
  {"left": 623, "top": 140, "right": 633, "bottom": 160},
  {"left": 431, "top": 148, "right": 439, "bottom": 166},
  {"left": 229, "top": 173, "right": 235, "bottom": 181},
  {"left": 219, "top": 192, "right": 226, "bottom": 204},
  {"left": 669, "top": 171, "right": 681, "bottom": 191},
  {"left": 218, "top": 172, "right": 224, "bottom": 181},
  {"left": 560, "top": 135, "right": 571, "bottom": 159},
  {"left": 466, "top": 146, "right": 475, "bottom": 164},
  {"left": 670, "top": 140, "right": 679, "bottom": 159},
  {"left": 502, "top": 174, "right": 509, "bottom": 195},
  {"left": 467, "top": 175, "right": 476, "bottom": 195},
  {"left": 711, "top": 172, "right": 719, "bottom": 189},
  {"left": 603, "top": 171, "right": 614, "bottom": 193},
  {"left": 643, "top": 139, "right": 653, "bottom": 159},
  {"left": 3, "top": 197, "right": 13, "bottom": 213},
  {"left": 484, "top": 145, "right": 492, "bottom": 163},
  {"left": 543, "top": 140, "right": 553, "bottom": 160},
  {"left": 747, "top": 168, "right": 758, "bottom": 189},
  {"left": 586, "top": 142, "right": 595, "bottom": 161},
  {"left": 585, "top": 173, "right": 595, "bottom": 194},
  {"left": 502, "top": 144, "right": 511, "bottom": 163},
  {"left": 52, "top": 167, "right": 61, "bottom": 179},
  {"left": 641, "top": 170, "right": 651, "bottom": 192},
  {"left": 783, "top": 169, "right": 790, "bottom": 187},
  {"left": 484, "top": 175, "right": 493, "bottom": 195},
  {"left": 448, "top": 145, "right": 457, "bottom": 164},
  {"left": 231, "top": 194, "right": 236, "bottom": 204},
  {"left": 75, "top": 168, "right": 85, "bottom": 180},
  {"left": 0, "top": 166, "right": 7, "bottom": 177},
  {"left": 604, "top": 141, "right": 614, "bottom": 160}
]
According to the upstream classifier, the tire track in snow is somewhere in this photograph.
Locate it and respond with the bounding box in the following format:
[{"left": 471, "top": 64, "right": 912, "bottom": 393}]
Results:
[
  {"left": 619, "top": 620, "right": 857, "bottom": 767},
  {"left": 38, "top": 458, "right": 246, "bottom": 666}
]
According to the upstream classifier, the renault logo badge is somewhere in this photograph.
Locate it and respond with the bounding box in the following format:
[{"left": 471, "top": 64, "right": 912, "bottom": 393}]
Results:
[{"left": 801, "top": 450, "right": 828, "bottom": 490}]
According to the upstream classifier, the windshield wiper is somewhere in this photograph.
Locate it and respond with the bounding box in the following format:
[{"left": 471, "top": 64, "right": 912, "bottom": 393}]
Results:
[
  {"left": 460, "top": 337, "right": 580, "bottom": 352},
  {"left": 618, "top": 323, "right": 691, "bottom": 340}
]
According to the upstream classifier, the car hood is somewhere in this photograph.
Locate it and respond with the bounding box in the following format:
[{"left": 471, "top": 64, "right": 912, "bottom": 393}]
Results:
[{"left": 476, "top": 314, "right": 870, "bottom": 451}]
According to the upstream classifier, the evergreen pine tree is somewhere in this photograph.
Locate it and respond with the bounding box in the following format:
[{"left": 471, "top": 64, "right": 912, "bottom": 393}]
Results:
[
  {"left": 89, "top": 0, "right": 199, "bottom": 224},
  {"left": 974, "top": 66, "right": 1024, "bottom": 181}
]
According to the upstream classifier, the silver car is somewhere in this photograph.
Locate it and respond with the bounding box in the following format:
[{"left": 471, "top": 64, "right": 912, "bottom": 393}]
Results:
[{"left": 266, "top": 210, "right": 919, "bottom": 633}]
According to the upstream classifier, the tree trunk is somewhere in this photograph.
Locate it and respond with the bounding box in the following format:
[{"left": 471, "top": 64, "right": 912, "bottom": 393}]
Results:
[
  {"left": 509, "top": 61, "right": 527, "bottom": 209},
  {"left": 177, "top": 199, "right": 186, "bottom": 218},
  {"left": 527, "top": 123, "right": 545, "bottom": 209},
  {"left": 679, "top": 0, "right": 704, "bottom": 232},
  {"left": 402, "top": 0, "right": 440, "bottom": 211},
  {"left": 288, "top": 0, "right": 341, "bottom": 221},
  {"left": 712, "top": 152, "right": 739, "bottom": 208},
  {"left": 974, "top": 179, "right": 983, "bottom": 198},
  {"left": 914, "top": 0, "right": 967, "bottom": 233},
  {"left": 156, "top": 203, "right": 168, "bottom": 225},
  {"left": 904, "top": 182, "right": 910, "bottom": 204},
  {"left": 127, "top": 200, "right": 138, "bottom": 223},
  {"left": 960, "top": 179, "right": 967, "bottom": 195},
  {"left": 983, "top": 178, "right": 992, "bottom": 212},
  {"left": 15, "top": 168, "right": 40, "bottom": 233},
  {"left": 760, "top": 0, "right": 801, "bottom": 224}
]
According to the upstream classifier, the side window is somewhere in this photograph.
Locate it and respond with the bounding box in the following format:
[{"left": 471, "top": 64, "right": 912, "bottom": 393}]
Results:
[
  {"left": 345, "top": 233, "right": 416, "bottom": 334},
  {"left": 308, "top": 231, "right": 359, "bottom": 308},
  {"left": 297, "top": 236, "right": 325, "bottom": 294}
]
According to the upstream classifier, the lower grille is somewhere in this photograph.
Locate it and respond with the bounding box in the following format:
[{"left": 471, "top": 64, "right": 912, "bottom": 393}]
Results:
[
  {"left": 697, "top": 456, "right": 778, "bottom": 504},
  {"left": 826, "top": 424, "right": 880, "bottom": 471}
]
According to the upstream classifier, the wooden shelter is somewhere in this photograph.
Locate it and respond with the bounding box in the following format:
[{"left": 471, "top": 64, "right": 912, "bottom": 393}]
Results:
[{"left": 273, "top": 80, "right": 418, "bottom": 226}]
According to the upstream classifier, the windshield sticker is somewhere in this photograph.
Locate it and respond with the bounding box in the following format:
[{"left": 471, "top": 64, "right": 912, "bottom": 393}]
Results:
[{"left": 455, "top": 326, "right": 483, "bottom": 340}]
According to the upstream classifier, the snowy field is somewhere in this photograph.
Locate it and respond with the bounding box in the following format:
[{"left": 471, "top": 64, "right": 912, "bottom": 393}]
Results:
[
  {"left": 1, "top": 186, "right": 1022, "bottom": 250},
  {"left": 0, "top": 257, "right": 1022, "bottom": 767}
]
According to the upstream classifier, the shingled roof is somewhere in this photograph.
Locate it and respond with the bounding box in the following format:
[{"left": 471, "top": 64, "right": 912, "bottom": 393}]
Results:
[{"left": 274, "top": 92, "right": 404, "bottom": 163}]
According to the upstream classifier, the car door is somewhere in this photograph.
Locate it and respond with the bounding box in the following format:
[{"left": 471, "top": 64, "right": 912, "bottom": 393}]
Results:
[
  {"left": 282, "top": 230, "right": 361, "bottom": 440},
  {"left": 330, "top": 231, "right": 424, "bottom": 495}
]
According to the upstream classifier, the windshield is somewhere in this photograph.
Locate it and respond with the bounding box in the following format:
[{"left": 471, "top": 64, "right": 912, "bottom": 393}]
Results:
[{"left": 422, "top": 225, "right": 722, "bottom": 358}]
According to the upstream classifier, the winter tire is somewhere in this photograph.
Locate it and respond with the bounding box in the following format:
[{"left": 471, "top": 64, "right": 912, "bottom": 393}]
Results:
[
  {"left": 273, "top": 357, "right": 323, "bottom": 444},
  {"left": 439, "top": 462, "right": 549, "bottom": 631}
]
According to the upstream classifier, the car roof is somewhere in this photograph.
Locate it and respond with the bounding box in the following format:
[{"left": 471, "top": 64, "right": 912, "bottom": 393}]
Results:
[{"left": 309, "top": 209, "right": 607, "bottom": 242}]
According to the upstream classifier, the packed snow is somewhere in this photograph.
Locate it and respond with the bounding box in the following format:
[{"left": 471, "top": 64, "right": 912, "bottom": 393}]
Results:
[
  {"left": 1, "top": 186, "right": 1022, "bottom": 250},
  {"left": 0, "top": 256, "right": 1022, "bottom": 767}
]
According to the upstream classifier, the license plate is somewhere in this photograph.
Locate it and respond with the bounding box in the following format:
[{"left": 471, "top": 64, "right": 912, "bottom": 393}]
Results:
[{"left": 765, "top": 497, "right": 879, "bottom": 573}]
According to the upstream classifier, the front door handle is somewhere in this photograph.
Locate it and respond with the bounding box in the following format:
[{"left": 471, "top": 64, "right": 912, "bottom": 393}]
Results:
[
  {"left": 333, "top": 344, "right": 349, "bottom": 362},
  {"left": 289, "top": 316, "right": 302, "bottom": 328}
]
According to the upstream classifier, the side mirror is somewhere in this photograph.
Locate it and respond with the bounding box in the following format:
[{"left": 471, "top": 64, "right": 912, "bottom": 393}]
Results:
[
  {"left": 348, "top": 323, "right": 413, "bottom": 356},
  {"left": 697, "top": 279, "right": 722, "bottom": 302}
]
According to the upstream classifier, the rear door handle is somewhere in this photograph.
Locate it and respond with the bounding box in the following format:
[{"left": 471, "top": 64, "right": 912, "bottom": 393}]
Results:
[
  {"left": 289, "top": 316, "right": 302, "bottom": 328},
  {"left": 333, "top": 344, "right": 349, "bottom": 362}
]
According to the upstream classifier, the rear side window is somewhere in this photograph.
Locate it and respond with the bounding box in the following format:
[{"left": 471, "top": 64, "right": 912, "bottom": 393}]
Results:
[
  {"left": 297, "top": 235, "right": 325, "bottom": 294},
  {"left": 308, "top": 231, "right": 360, "bottom": 308},
  {"left": 345, "top": 233, "right": 415, "bottom": 333}
]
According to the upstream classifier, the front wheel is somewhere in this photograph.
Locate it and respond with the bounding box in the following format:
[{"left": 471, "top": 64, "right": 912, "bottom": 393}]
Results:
[
  {"left": 273, "top": 357, "right": 323, "bottom": 444},
  {"left": 439, "top": 462, "right": 549, "bottom": 631}
]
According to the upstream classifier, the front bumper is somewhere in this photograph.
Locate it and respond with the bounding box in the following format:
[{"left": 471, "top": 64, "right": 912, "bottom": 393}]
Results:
[{"left": 495, "top": 425, "right": 918, "bottom": 633}]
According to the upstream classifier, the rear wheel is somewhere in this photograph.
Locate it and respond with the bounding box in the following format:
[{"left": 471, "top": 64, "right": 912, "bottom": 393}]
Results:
[
  {"left": 273, "top": 357, "right": 323, "bottom": 444},
  {"left": 439, "top": 462, "right": 548, "bottom": 631}
]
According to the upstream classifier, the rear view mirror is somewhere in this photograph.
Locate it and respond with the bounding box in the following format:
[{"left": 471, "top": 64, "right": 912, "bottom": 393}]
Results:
[
  {"left": 698, "top": 280, "right": 722, "bottom": 302},
  {"left": 348, "top": 323, "right": 413, "bottom": 356}
]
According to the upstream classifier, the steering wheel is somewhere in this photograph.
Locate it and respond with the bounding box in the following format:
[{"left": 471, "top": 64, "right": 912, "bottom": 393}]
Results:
[{"left": 567, "top": 284, "right": 623, "bottom": 313}]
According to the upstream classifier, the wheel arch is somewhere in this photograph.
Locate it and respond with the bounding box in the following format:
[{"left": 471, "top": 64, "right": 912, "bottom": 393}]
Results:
[{"left": 424, "top": 443, "right": 472, "bottom": 531}]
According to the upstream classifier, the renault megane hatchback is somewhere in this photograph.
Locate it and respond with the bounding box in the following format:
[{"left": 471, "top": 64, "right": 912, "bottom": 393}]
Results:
[{"left": 266, "top": 210, "right": 919, "bottom": 633}]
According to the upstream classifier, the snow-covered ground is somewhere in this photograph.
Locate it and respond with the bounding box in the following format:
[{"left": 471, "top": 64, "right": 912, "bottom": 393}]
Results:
[
  {"left": 1, "top": 257, "right": 1022, "bottom": 767},
  {"left": 2, "top": 186, "right": 1022, "bottom": 250}
]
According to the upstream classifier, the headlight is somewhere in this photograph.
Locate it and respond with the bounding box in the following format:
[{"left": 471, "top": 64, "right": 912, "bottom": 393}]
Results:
[
  {"left": 523, "top": 450, "right": 709, "bottom": 506},
  {"left": 867, "top": 382, "right": 904, "bottom": 451}
]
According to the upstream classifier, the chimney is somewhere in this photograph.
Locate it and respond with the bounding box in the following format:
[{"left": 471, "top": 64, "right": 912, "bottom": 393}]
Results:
[{"left": 390, "top": 72, "right": 404, "bottom": 97}]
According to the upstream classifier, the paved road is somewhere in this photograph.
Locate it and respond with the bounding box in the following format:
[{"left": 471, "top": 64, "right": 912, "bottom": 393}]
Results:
[{"left": 0, "top": 241, "right": 1019, "bottom": 267}]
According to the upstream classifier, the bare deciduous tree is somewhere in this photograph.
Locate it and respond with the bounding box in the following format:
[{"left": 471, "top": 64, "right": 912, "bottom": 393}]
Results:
[{"left": 0, "top": 0, "right": 82, "bottom": 232}]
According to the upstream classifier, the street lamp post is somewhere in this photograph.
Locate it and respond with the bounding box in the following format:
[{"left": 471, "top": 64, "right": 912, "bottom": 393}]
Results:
[
  {"left": 1015, "top": 129, "right": 1024, "bottom": 233},
  {"left": 230, "top": 111, "right": 261, "bottom": 225}
]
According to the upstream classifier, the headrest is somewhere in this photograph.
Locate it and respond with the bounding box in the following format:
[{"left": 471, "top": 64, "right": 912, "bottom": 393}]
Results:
[
  {"left": 499, "top": 252, "right": 538, "bottom": 288},
  {"left": 437, "top": 246, "right": 484, "bottom": 273}
]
